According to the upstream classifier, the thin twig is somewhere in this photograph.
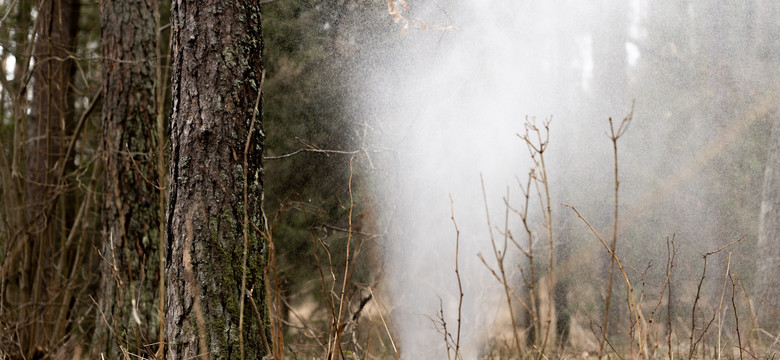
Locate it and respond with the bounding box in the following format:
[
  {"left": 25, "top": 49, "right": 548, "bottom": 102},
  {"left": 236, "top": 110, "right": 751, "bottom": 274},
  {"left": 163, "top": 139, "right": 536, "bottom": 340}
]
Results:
[
  {"left": 563, "top": 204, "right": 643, "bottom": 358},
  {"left": 730, "top": 272, "right": 743, "bottom": 360},
  {"left": 480, "top": 175, "right": 523, "bottom": 356},
  {"left": 601, "top": 103, "right": 634, "bottom": 359},
  {"left": 239, "top": 69, "right": 265, "bottom": 360},
  {"left": 449, "top": 195, "right": 463, "bottom": 360},
  {"left": 367, "top": 287, "right": 400, "bottom": 359},
  {"left": 333, "top": 156, "right": 357, "bottom": 360}
]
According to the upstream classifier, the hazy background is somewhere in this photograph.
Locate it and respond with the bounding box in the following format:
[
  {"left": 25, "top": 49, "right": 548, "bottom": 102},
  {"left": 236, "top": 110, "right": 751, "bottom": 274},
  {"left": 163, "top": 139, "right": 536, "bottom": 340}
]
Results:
[{"left": 349, "top": 0, "right": 779, "bottom": 357}]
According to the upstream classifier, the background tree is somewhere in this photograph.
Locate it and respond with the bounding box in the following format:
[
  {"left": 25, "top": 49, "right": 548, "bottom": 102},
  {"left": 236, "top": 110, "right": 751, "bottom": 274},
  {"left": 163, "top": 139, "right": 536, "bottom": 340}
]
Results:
[
  {"left": 755, "top": 0, "right": 780, "bottom": 333},
  {"left": 20, "top": 0, "right": 81, "bottom": 357},
  {"left": 757, "top": 113, "right": 780, "bottom": 331},
  {"left": 1, "top": 0, "right": 106, "bottom": 357},
  {"left": 93, "top": 0, "right": 166, "bottom": 357},
  {"left": 261, "top": 0, "right": 378, "bottom": 339},
  {"left": 165, "top": 1, "right": 268, "bottom": 358}
]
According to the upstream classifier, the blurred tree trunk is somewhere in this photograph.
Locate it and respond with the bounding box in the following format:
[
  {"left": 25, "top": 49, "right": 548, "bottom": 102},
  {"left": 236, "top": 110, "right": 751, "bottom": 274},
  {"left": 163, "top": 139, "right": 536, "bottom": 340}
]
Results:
[
  {"left": 21, "top": 0, "right": 80, "bottom": 357},
  {"left": 93, "top": 0, "right": 162, "bottom": 357},
  {"left": 165, "top": 1, "right": 268, "bottom": 358},
  {"left": 755, "top": 0, "right": 780, "bottom": 326},
  {"left": 591, "top": 1, "right": 628, "bottom": 116},
  {"left": 757, "top": 113, "right": 780, "bottom": 331}
]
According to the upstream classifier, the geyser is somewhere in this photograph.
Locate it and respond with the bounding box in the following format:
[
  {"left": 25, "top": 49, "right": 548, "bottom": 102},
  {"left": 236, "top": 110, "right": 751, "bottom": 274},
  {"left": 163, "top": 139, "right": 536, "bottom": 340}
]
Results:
[{"left": 351, "top": 0, "right": 776, "bottom": 358}]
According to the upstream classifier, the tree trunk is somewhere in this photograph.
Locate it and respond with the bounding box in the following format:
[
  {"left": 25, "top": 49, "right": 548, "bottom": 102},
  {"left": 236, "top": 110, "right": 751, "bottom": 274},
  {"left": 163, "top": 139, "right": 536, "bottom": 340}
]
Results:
[
  {"left": 757, "top": 113, "right": 780, "bottom": 330},
  {"left": 22, "top": 0, "right": 79, "bottom": 356},
  {"left": 94, "top": 0, "right": 162, "bottom": 357},
  {"left": 165, "top": 1, "right": 268, "bottom": 359},
  {"left": 755, "top": 2, "right": 780, "bottom": 328}
]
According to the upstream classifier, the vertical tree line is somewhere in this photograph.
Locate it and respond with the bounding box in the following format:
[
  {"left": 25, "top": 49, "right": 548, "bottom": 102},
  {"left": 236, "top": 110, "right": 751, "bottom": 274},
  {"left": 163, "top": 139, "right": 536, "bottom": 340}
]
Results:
[{"left": 1, "top": 0, "right": 269, "bottom": 358}]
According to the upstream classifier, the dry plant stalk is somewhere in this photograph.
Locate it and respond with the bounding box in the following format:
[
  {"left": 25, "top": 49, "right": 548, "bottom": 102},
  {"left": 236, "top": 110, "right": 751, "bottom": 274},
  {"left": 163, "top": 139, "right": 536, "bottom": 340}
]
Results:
[
  {"left": 636, "top": 235, "right": 676, "bottom": 359},
  {"left": 277, "top": 155, "right": 365, "bottom": 360},
  {"left": 480, "top": 116, "right": 556, "bottom": 358},
  {"left": 716, "top": 253, "right": 733, "bottom": 360},
  {"left": 333, "top": 156, "right": 357, "bottom": 359},
  {"left": 429, "top": 298, "right": 455, "bottom": 359},
  {"left": 729, "top": 272, "right": 744, "bottom": 360},
  {"left": 479, "top": 179, "right": 524, "bottom": 357},
  {"left": 688, "top": 234, "right": 747, "bottom": 360},
  {"left": 367, "top": 286, "right": 401, "bottom": 359},
  {"left": 600, "top": 103, "right": 634, "bottom": 358},
  {"left": 255, "top": 204, "right": 288, "bottom": 359},
  {"left": 300, "top": 200, "right": 340, "bottom": 357},
  {"left": 565, "top": 204, "right": 646, "bottom": 359},
  {"left": 449, "top": 196, "right": 464, "bottom": 360},
  {"left": 508, "top": 175, "right": 541, "bottom": 348},
  {"left": 519, "top": 116, "right": 555, "bottom": 358}
]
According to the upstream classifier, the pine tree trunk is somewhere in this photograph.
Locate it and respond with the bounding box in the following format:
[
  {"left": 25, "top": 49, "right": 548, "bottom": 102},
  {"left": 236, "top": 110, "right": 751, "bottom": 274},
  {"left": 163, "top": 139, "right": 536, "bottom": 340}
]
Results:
[
  {"left": 94, "top": 0, "right": 162, "bottom": 357},
  {"left": 165, "top": 1, "right": 268, "bottom": 358}
]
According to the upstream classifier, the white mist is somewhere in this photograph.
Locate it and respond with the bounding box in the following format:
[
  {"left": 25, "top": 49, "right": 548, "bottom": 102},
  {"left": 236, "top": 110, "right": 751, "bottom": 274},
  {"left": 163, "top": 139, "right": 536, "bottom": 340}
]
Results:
[
  {"left": 354, "top": 1, "right": 592, "bottom": 358},
  {"left": 351, "top": 0, "right": 770, "bottom": 358}
]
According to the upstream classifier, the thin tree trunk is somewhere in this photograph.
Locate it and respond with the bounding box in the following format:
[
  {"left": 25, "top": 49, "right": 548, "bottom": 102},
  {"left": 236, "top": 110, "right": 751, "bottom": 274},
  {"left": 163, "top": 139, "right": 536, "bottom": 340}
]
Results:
[
  {"left": 166, "top": 1, "right": 268, "bottom": 358},
  {"left": 756, "top": 113, "right": 780, "bottom": 331},
  {"left": 93, "top": 0, "right": 162, "bottom": 357},
  {"left": 22, "top": 0, "right": 79, "bottom": 357}
]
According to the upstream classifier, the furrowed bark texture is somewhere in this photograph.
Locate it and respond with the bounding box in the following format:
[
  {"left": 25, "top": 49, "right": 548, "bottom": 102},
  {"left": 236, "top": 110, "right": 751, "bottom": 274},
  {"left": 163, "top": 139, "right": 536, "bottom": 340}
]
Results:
[
  {"left": 95, "top": 0, "right": 161, "bottom": 356},
  {"left": 757, "top": 114, "right": 780, "bottom": 330},
  {"left": 166, "top": 1, "right": 267, "bottom": 358}
]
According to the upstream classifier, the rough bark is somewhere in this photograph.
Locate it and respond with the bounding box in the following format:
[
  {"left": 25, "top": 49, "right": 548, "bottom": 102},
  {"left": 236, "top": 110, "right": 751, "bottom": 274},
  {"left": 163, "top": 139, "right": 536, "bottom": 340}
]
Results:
[
  {"left": 94, "top": 0, "right": 162, "bottom": 357},
  {"left": 757, "top": 114, "right": 780, "bottom": 330},
  {"left": 165, "top": 1, "right": 268, "bottom": 359}
]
